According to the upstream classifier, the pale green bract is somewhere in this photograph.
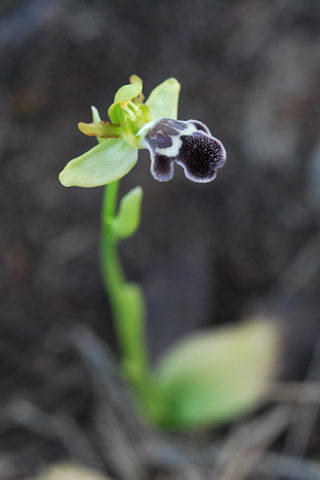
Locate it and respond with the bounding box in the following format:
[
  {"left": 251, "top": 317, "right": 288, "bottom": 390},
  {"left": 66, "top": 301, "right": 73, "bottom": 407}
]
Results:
[
  {"left": 110, "top": 186, "right": 143, "bottom": 239},
  {"left": 59, "top": 78, "right": 181, "bottom": 188}
]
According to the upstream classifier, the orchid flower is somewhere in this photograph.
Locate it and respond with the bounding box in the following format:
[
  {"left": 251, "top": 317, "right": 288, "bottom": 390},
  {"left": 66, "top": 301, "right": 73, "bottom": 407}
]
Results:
[{"left": 59, "top": 76, "right": 226, "bottom": 187}]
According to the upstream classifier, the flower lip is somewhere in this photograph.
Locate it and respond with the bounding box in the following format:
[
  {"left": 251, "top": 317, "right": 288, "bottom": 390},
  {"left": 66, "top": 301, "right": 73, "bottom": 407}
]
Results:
[{"left": 138, "top": 118, "right": 226, "bottom": 183}]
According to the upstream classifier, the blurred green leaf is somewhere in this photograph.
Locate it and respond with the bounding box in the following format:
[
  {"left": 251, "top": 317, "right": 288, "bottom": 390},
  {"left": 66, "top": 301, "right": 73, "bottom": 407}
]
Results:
[
  {"left": 153, "top": 319, "right": 279, "bottom": 429},
  {"left": 146, "top": 78, "right": 181, "bottom": 120},
  {"left": 59, "top": 138, "right": 137, "bottom": 187},
  {"left": 111, "top": 186, "right": 143, "bottom": 239}
]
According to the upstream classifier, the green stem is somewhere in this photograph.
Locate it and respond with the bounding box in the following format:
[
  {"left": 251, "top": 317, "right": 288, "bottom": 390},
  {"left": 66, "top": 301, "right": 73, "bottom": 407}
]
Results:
[
  {"left": 103, "top": 178, "right": 119, "bottom": 219},
  {"left": 100, "top": 181, "right": 150, "bottom": 388},
  {"left": 101, "top": 180, "right": 124, "bottom": 298}
]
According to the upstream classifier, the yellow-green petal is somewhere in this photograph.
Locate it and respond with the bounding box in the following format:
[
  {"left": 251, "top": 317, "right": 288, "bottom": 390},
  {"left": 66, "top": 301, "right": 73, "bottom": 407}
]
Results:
[
  {"left": 146, "top": 78, "right": 181, "bottom": 121},
  {"left": 59, "top": 138, "right": 137, "bottom": 188}
]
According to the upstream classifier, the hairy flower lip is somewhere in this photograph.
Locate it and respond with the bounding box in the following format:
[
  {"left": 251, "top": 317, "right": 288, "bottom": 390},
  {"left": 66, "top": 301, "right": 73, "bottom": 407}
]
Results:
[{"left": 137, "top": 118, "right": 226, "bottom": 183}]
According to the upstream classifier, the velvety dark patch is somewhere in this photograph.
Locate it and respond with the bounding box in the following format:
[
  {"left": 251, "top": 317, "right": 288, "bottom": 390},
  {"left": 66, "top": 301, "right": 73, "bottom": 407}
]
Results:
[
  {"left": 152, "top": 153, "right": 174, "bottom": 182},
  {"left": 177, "top": 132, "right": 225, "bottom": 182}
]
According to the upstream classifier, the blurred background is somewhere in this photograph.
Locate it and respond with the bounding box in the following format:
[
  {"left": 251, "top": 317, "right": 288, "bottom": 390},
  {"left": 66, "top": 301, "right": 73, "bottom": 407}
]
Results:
[{"left": 1, "top": 0, "right": 320, "bottom": 478}]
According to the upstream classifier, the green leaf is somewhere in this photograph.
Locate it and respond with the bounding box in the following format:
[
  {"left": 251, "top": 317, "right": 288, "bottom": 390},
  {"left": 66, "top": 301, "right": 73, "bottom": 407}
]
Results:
[
  {"left": 111, "top": 186, "right": 143, "bottom": 239},
  {"left": 59, "top": 138, "right": 138, "bottom": 187},
  {"left": 146, "top": 78, "right": 181, "bottom": 120},
  {"left": 153, "top": 319, "right": 279, "bottom": 429}
]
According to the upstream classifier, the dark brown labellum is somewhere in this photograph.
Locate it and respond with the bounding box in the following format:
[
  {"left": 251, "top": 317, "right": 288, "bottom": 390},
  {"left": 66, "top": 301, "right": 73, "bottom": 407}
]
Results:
[{"left": 141, "top": 118, "right": 226, "bottom": 183}]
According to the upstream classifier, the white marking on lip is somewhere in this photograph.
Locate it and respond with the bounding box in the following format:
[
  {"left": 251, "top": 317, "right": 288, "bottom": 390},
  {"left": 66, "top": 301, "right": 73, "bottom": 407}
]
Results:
[
  {"left": 155, "top": 122, "right": 198, "bottom": 157},
  {"left": 137, "top": 119, "right": 202, "bottom": 155},
  {"left": 156, "top": 135, "right": 182, "bottom": 157}
]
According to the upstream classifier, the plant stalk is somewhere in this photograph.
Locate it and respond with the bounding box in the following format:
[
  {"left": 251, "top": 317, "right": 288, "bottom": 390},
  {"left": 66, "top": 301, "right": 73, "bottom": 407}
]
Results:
[{"left": 100, "top": 181, "right": 150, "bottom": 389}]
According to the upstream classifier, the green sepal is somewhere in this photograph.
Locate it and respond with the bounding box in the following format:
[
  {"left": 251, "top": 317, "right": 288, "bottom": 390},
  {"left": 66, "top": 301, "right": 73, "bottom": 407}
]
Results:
[
  {"left": 152, "top": 319, "right": 279, "bottom": 429},
  {"left": 146, "top": 78, "right": 181, "bottom": 120},
  {"left": 59, "top": 138, "right": 138, "bottom": 188},
  {"left": 111, "top": 186, "right": 143, "bottom": 239}
]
